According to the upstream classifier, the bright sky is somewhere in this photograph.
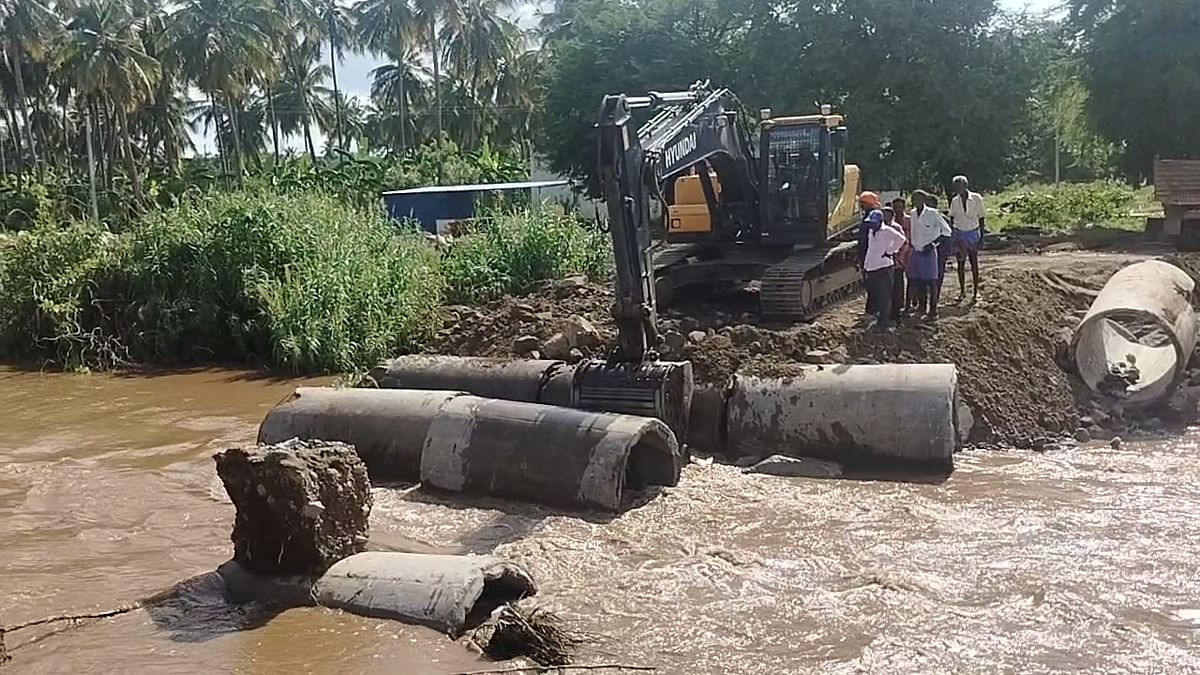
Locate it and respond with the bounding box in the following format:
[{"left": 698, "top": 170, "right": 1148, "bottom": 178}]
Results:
[{"left": 193, "top": 0, "right": 1064, "bottom": 155}]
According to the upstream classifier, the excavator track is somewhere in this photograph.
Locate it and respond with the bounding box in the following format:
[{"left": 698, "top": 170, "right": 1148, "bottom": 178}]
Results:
[{"left": 759, "top": 241, "right": 863, "bottom": 321}]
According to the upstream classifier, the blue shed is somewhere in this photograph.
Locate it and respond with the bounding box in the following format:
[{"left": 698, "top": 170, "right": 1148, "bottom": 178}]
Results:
[{"left": 382, "top": 180, "right": 570, "bottom": 234}]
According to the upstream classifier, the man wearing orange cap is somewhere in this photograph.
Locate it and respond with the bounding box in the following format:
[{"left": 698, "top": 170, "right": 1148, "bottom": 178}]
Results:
[{"left": 855, "top": 191, "right": 883, "bottom": 314}]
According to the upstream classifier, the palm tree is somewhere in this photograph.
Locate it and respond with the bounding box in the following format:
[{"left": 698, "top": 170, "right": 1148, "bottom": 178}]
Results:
[
  {"left": 1, "top": 0, "right": 55, "bottom": 178},
  {"left": 312, "top": 0, "right": 356, "bottom": 151},
  {"left": 491, "top": 45, "right": 541, "bottom": 147},
  {"left": 441, "top": 0, "right": 514, "bottom": 96},
  {"left": 130, "top": 0, "right": 186, "bottom": 172},
  {"left": 410, "top": 0, "right": 461, "bottom": 141},
  {"left": 368, "top": 47, "right": 427, "bottom": 151},
  {"left": 58, "top": 0, "right": 161, "bottom": 203},
  {"left": 274, "top": 37, "right": 335, "bottom": 160},
  {"left": 170, "top": 0, "right": 278, "bottom": 180},
  {"left": 332, "top": 91, "right": 366, "bottom": 150}
]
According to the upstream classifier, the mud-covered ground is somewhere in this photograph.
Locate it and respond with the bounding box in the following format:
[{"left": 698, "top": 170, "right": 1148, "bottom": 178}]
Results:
[{"left": 426, "top": 250, "right": 1200, "bottom": 449}]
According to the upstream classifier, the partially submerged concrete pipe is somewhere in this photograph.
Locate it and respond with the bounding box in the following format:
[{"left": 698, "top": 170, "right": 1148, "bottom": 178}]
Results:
[
  {"left": 312, "top": 552, "right": 536, "bottom": 635},
  {"left": 258, "top": 387, "right": 681, "bottom": 511},
  {"left": 258, "top": 388, "right": 461, "bottom": 480},
  {"left": 421, "top": 395, "right": 679, "bottom": 510},
  {"left": 1070, "top": 260, "right": 1198, "bottom": 407},
  {"left": 367, "top": 355, "right": 694, "bottom": 445},
  {"left": 725, "top": 364, "right": 960, "bottom": 470},
  {"left": 218, "top": 551, "right": 537, "bottom": 636}
]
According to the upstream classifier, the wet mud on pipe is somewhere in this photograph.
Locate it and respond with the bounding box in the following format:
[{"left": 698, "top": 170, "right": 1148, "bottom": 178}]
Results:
[
  {"left": 1070, "top": 260, "right": 1198, "bottom": 407},
  {"left": 366, "top": 355, "right": 694, "bottom": 445},
  {"left": 724, "top": 364, "right": 960, "bottom": 471},
  {"left": 258, "top": 387, "right": 682, "bottom": 511}
]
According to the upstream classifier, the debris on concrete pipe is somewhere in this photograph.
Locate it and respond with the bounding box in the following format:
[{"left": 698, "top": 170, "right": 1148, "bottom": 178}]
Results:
[
  {"left": 367, "top": 355, "right": 694, "bottom": 445},
  {"left": 420, "top": 395, "right": 681, "bottom": 510},
  {"left": 217, "top": 551, "right": 538, "bottom": 636},
  {"left": 1070, "top": 260, "right": 1198, "bottom": 407},
  {"left": 725, "top": 364, "right": 960, "bottom": 470},
  {"left": 258, "top": 387, "right": 682, "bottom": 510},
  {"left": 258, "top": 387, "right": 461, "bottom": 480}
]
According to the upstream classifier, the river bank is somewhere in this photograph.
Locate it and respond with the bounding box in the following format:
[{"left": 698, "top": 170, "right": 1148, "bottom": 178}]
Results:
[{"left": 4, "top": 366, "right": 1200, "bottom": 673}]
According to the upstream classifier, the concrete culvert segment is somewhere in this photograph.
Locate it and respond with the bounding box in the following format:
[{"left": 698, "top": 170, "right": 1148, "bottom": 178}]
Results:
[
  {"left": 259, "top": 387, "right": 682, "bottom": 510},
  {"left": 420, "top": 395, "right": 681, "bottom": 511},
  {"left": 725, "top": 364, "right": 960, "bottom": 471},
  {"left": 1070, "top": 260, "right": 1198, "bottom": 407},
  {"left": 365, "top": 355, "right": 695, "bottom": 445},
  {"left": 218, "top": 552, "right": 538, "bottom": 637}
]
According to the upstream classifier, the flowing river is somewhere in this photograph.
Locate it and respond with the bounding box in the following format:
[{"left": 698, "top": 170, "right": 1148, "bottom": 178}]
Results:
[{"left": 3, "top": 367, "right": 1200, "bottom": 674}]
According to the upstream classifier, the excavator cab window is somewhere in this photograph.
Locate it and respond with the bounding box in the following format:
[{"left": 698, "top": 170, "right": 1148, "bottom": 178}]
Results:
[{"left": 760, "top": 123, "right": 826, "bottom": 245}]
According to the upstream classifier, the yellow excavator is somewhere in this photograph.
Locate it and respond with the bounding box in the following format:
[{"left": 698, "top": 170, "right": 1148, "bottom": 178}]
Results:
[{"left": 598, "top": 80, "right": 865, "bottom": 360}]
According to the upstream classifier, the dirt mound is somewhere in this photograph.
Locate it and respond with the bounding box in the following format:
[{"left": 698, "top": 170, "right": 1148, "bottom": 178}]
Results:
[
  {"left": 664, "top": 267, "right": 1096, "bottom": 447},
  {"left": 425, "top": 253, "right": 1198, "bottom": 448},
  {"left": 428, "top": 275, "right": 617, "bottom": 361}
]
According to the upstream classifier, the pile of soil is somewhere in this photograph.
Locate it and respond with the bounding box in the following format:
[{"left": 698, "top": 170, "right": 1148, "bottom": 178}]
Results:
[
  {"left": 428, "top": 275, "right": 618, "bottom": 361},
  {"left": 424, "top": 253, "right": 1200, "bottom": 448}
]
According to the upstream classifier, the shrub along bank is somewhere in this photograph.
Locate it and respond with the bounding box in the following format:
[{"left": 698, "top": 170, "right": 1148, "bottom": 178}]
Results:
[{"left": 0, "top": 190, "right": 608, "bottom": 373}]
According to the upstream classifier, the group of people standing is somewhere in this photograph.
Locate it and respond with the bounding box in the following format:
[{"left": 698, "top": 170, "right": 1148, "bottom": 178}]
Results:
[{"left": 855, "top": 176, "right": 986, "bottom": 332}]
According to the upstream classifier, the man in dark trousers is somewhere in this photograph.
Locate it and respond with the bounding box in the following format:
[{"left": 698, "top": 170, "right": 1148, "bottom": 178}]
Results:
[
  {"left": 855, "top": 191, "right": 883, "bottom": 315},
  {"left": 861, "top": 208, "right": 907, "bottom": 332}
]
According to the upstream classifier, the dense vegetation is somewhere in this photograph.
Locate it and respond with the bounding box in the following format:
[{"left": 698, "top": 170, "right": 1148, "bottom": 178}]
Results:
[{"left": 0, "top": 192, "right": 607, "bottom": 372}]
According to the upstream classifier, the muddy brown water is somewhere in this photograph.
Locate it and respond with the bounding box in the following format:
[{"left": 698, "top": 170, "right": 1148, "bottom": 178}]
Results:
[{"left": 4, "top": 366, "right": 1200, "bottom": 674}]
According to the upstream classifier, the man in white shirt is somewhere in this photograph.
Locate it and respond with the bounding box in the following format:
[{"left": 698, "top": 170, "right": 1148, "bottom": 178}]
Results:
[
  {"left": 862, "top": 208, "right": 907, "bottom": 331},
  {"left": 907, "top": 190, "right": 952, "bottom": 321},
  {"left": 948, "top": 174, "right": 986, "bottom": 302}
]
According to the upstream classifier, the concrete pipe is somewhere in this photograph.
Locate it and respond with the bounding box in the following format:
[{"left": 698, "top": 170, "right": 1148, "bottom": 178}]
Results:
[
  {"left": 258, "top": 387, "right": 682, "bottom": 510},
  {"left": 217, "top": 551, "right": 537, "bottom": 636},
  {"left": 366, "top": 355, "right": 694, "bottom": 445},
  {"left": 1070, "top": 260, "right": 1198, "bottom": 407},
  {"left": 367, "top": 356, "right": 564, "bottom": 403},
  {"left": 726, "top": 364, "right": 960, "bottom": 470},
  {"left": 258, "top": 387, "right": 461, "bottom": 481},
  {"left": 312, "top": 552, "right": 537, "bottom": 636},
  {"left": 421, "top": 395, "right": 681, "bottom": 511}
]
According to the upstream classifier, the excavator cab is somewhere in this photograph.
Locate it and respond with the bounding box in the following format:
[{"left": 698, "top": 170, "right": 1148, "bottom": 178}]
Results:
[{"left": 757, "top": 109, "right": 849, "bottom": 248}]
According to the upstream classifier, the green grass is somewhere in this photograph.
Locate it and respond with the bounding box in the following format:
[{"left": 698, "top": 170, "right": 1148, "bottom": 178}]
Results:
[
  {"left": 441, "top": 206, "right": 611, "bottom": 304},
  {"left": 988, "top": 180, "right": 1156, "bottom": 232},
  {"left": 0, "top": 190, "right": 608, "bottom": 373}
]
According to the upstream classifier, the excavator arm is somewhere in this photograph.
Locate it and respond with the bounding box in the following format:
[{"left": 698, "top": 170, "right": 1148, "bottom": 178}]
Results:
[
  {"left": 596, "top": 81, "right": 760, "bottom": 362},
  {"left": 598, "top": 92, "right": 660, "bottom": 362}
]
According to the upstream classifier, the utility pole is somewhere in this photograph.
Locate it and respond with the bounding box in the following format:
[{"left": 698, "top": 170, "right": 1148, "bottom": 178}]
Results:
[{"left": 85, "top": 109, "right": 99, "bottom": 223}]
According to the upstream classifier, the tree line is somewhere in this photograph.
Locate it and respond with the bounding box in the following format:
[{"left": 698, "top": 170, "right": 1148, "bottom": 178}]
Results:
[
  {"left": 537, "top": 0, "right": 1199, "bottom": 192},
  {"left": 1, "top": 0, "right": 1197, "bottom": 202},
  {"left": 1, "top": 0, "right": 538, "bottom": 201}
]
